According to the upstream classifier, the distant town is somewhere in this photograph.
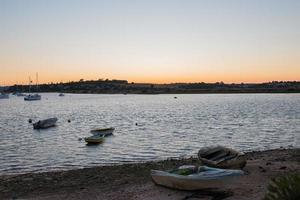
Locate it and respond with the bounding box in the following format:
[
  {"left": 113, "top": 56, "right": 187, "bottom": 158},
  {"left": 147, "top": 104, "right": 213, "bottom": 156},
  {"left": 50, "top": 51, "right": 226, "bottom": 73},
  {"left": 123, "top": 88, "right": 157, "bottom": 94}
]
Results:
[{"left": 1, "top": 79, "right": 300, "bottom": 94}]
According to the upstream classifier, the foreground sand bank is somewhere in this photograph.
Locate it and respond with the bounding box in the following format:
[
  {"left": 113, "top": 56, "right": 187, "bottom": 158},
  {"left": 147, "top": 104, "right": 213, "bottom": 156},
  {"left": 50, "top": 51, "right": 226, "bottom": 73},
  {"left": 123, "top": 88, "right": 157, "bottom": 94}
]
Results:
[{"left": 0, "top": 148, "right": 299, "bottom": 200}]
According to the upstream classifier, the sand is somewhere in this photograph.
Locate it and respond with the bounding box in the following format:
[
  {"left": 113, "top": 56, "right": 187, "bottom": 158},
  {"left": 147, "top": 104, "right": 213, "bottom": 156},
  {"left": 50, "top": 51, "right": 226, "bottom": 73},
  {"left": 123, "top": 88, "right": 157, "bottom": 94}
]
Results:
[{"left": 0, "top": 148, "right": 299, "bottom": 200}]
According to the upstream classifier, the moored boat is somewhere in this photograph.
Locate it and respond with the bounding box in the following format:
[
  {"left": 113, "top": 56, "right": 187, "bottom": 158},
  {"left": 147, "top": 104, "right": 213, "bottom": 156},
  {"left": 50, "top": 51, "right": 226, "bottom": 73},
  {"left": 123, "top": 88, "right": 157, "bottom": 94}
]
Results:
[
  {"left": 0, "top": 93, "right": 9, "bottom": 99},
  {"left": 84, "top": 135, "right": 105, "bottom": 144},
  {"left": 33, "top": 117, "right": 58, "bottom": 129},
  {"left": 16, "top": 92, "right": 26, "bottom": 96},
  {"left": 151, "top": 165, "right": 244, "bottom": 190},
  {"left": 90, "top": 127, "right": 115, "bottom": 137},
  {"left": 24, "top": 94, "right": 41, "bottom": 101},
  {"left": 24, "top": 74, "right": 42, "bottom": 101},
  {"left": 59, "top": 93, "right": 65, "bottom": 97},
  {"left": 198, "top": 146, "right": 246, "bottom": 169}
]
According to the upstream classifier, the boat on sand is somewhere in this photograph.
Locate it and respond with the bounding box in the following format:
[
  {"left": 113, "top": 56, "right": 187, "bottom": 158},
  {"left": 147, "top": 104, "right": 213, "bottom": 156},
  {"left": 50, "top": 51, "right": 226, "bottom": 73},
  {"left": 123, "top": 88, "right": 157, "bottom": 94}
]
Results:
[
  {"left": 90, "top": 127, "right": 115, "bottom": 137},
  {"left": 151, "top": 165, "right": 244, "bottom": 190},
  {"left": 198, "top": 146, "right": 246, "bottom": 169},
  {"left": 33, "top": 117, "right": 58, "bottom": 129}
]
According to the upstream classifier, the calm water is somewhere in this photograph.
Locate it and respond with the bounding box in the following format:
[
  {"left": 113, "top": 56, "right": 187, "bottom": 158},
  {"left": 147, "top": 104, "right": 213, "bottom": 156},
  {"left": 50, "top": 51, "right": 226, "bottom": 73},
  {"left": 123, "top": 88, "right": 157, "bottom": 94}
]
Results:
[{"left": 0, "top": 93, "right": 299, "bottom": 175}]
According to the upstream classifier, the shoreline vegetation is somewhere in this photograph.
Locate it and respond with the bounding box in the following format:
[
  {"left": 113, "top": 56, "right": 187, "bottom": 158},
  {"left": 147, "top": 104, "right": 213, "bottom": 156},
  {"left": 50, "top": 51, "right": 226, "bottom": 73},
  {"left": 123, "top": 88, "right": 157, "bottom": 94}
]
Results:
[
  {"left": 0, "top": 148, "right": 299, "bottom": 199},
  {"left": 2, "top": 79, "right": 300, "bottom": 94}
]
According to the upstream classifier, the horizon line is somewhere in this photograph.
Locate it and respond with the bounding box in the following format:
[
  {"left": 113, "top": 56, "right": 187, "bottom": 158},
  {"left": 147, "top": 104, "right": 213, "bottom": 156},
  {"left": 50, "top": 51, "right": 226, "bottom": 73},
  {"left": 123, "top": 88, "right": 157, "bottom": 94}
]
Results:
[{"left": 2, "top": 79, "right": 300, "bottom": 87}]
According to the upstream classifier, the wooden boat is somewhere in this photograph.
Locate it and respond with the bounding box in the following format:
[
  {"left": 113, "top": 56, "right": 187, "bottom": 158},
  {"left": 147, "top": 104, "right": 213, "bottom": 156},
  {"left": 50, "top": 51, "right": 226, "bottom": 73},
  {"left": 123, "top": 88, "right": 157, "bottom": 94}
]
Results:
[
  {"left": 84, "top": 135, "right": 105, "bottom": 144},
  {"left": 90, "top": 127, "right": 115, "bottom": 137},
  {"left": 33, "top": 117, "right": 58, "bottom": 129},
  {"left": 198, "top": 146, "right": 246, "bottom": 169},
  {"left": 151, "top": 165, "right": 244, "bottom": 190}
]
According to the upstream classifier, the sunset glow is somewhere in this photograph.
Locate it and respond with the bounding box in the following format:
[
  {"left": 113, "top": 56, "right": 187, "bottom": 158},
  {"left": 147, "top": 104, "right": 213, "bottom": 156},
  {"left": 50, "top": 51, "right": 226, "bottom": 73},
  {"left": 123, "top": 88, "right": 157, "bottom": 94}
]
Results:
[{"left": 1, "top": 0, "right": 299, "bottom": 85}]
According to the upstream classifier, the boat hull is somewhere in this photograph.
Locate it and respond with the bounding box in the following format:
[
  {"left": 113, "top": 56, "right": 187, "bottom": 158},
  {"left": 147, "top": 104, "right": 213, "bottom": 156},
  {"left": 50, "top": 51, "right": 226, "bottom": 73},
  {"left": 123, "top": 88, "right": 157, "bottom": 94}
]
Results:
[
  {"left": 33, "top": 118, "right": 57, "bottom": 129},
  {"left": 24, "top": 94, "right": 41, "bottom": 101},
  {"left": 198, "top": 146, "right": 247, "bottom": 169},
  {"left": 90, "top": 127, "right": 115, "bottom": 137},
  {"left": 151, "top": 167, "right": 244, "bottom": 190},
  {"left": 84, "top": 135, "right": 104, "bottom": 144}
]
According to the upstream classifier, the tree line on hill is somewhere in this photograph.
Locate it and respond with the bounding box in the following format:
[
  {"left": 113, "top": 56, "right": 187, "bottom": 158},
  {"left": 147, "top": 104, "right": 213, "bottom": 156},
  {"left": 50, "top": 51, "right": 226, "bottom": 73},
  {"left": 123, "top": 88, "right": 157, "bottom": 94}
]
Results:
[{"left": 4, "top": 79, "right": 300, "bottom": 94}]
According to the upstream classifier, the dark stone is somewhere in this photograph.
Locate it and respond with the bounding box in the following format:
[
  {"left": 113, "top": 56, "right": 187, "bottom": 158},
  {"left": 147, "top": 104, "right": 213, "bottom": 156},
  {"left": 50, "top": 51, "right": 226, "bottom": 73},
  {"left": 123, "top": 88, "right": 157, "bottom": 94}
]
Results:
[
  {"left": 279, "top": 166, "right": 287, "bottom": 170},
  {"left": 266, "top": 162, "right": 272, "bottom": 166}
]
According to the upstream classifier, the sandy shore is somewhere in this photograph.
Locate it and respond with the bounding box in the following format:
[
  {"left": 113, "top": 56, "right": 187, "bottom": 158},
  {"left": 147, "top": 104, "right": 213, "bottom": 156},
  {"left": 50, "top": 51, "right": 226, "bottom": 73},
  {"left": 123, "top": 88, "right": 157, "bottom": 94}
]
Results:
[{"left": 0, "top": 148, "right": 299, "bottom": 200}]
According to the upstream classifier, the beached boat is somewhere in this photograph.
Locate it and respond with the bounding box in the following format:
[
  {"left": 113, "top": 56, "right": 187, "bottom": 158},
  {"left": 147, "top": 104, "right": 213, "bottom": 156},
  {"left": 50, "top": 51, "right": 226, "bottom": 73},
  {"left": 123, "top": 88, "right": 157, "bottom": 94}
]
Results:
[
  {"left": 198, "top": 146, "right": 246, "bottom": 169},
  {"left": 151, "top": 165, "right": 244, "bottom": 190},
  {"left": 0, "top": 93, "right": 9, "bottom": 99},
  {"left": 33, "top": 117, "right": 58, "bottom": 129},
  {"left": 90, "top": 127, "right": 115, "bottom": 137},
  {"left": 84, "top": 135, "right": 105, "bottom": 144}
]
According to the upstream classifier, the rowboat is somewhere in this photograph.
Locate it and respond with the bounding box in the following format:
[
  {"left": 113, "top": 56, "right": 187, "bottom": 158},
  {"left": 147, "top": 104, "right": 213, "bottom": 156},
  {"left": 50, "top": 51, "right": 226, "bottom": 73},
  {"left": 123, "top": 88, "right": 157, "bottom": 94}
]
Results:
[
  {"left": 151, "top": 165, "right": 244, "bottom": 190},
  {"left": 198, "top": 146, "right": 246, "bottom": 169},
  {"left": 33, "top": 117, "right": 58, "bottom": 129},
  {"left": 90, "top": 127, "right": 115, "bottom": 137},
  {"left": 84, "top": 135, "right": 105, "bottom": 144}
]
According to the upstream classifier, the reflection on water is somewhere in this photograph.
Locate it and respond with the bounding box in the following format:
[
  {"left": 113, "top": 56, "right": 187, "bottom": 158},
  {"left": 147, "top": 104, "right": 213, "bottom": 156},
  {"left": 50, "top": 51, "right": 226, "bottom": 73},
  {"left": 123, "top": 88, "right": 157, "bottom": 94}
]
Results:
[{"left": 0, "top": 93, "right": 299, "bottom": 175}]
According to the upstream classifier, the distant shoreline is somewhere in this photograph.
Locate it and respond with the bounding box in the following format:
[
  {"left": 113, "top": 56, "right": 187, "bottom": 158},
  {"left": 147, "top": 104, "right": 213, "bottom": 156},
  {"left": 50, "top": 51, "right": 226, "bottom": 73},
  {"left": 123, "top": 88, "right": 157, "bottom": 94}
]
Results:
[{"left": 4, "top": 79, "right": 300, "bottom": 94}]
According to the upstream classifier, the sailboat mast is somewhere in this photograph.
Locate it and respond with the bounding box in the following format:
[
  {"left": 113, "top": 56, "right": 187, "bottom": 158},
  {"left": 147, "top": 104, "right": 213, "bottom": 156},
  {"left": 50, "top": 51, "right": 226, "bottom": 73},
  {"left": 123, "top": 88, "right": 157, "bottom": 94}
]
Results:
[
  {"left": 36, "top": 72, "right": 39, "bottom": 91},
  {"left": 29, "top": 76, "right": 32, "bottom": 93}
]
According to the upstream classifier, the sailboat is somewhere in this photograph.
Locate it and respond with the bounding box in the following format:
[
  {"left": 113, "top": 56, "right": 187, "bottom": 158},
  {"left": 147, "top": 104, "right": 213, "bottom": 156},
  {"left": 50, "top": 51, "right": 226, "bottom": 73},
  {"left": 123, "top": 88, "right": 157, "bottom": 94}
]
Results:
[{"left": 24, "top": 73, "right": 41, "bottom": 101}]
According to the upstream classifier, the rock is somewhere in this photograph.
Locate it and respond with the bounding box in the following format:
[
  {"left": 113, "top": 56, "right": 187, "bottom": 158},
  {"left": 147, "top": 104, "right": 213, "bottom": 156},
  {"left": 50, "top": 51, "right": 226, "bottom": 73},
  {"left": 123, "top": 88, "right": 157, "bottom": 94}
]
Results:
[
  {"left": 266, "top": 162, "right": 272, "bottom": 166},
  {"left": 28, "top": 119, "right": 32, "bottom": 123},
  {"left": 258, "top": 166, "right": 267, "bottom": 172},
  {"left": 279, "top": 166, "right": 287, "bottom": 170}
]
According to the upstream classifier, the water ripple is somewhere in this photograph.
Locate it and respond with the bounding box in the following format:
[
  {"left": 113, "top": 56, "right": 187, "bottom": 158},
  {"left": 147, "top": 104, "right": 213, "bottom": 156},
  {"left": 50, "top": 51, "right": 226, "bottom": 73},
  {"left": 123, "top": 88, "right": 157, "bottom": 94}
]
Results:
[{"left": 0, "top": 93, "right": 299, "bottom": 175}]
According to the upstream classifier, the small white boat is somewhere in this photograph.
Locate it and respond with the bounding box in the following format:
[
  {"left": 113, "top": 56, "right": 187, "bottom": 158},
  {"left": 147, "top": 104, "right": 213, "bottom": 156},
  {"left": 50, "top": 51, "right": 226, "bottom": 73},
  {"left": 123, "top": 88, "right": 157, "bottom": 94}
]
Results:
[
  {"left": 33, "top": 117, "right": 58, "bottom": 129},
  {"left": 24, "top": 94, "right": 41, "bottom": 101},
  {"left": 198, "top": 146, "right": 246, "bottom": 169},
  {"left": 151, "top": 165, "right": 244, "bottom": 190},
  {"left": 84, "top": 135, "right": 105, "bottom": 144},
  {"left": 59, "top": 93, "right": 65, "bottom": 97},
  {"left": 0, "top": 93, "right": 9, "bottom": 99},
  {"left": 24, "top": 74, "right": 41, "bottom": 101},
  {"left": 90, "top": 127, "right": 115, "bottom": 137}
]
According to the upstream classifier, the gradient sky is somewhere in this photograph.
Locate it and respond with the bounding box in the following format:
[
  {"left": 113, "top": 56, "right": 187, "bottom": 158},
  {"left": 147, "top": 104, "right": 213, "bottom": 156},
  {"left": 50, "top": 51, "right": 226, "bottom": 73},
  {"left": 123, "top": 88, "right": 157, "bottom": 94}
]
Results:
[{"left": 0, "top": 0, "right": 299, "bottom": 85}]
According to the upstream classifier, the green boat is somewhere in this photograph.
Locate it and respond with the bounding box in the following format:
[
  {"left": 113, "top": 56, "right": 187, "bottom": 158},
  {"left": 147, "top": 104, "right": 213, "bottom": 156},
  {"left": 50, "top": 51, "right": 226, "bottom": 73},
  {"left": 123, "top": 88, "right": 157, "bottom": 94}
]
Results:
[{"left": 84, "top": 135, "right": 105, "bottom": 144}]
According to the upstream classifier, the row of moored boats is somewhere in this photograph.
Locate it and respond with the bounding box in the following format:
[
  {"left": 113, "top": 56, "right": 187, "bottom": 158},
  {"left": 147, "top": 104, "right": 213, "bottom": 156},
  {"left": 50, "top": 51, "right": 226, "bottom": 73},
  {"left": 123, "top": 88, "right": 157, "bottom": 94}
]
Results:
[
  {"left": 31, "top": 117, "right": 114, "bottom": 144},
  {"left": 0, "top": 93, "right": 65, "bottom": 100}
]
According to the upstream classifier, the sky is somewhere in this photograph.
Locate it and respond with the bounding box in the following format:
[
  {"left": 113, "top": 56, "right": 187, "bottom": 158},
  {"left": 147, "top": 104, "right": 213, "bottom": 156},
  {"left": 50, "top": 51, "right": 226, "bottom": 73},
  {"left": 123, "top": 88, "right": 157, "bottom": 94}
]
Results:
[{"left": 0, "top": 0, "right": 299, "bottom": 85}]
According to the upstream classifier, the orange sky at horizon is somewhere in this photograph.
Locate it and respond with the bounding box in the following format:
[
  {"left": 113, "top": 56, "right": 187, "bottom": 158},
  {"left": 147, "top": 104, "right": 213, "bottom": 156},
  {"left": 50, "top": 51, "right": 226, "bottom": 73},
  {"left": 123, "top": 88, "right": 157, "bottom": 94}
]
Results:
[{"left": 1, "top": 0, "right": 300, "bottom": 86}]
